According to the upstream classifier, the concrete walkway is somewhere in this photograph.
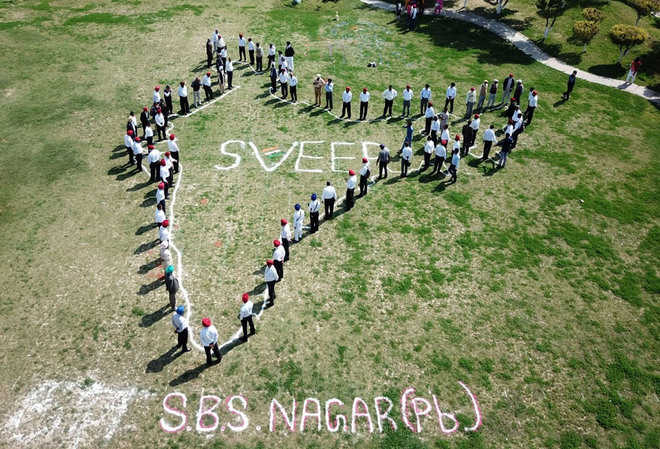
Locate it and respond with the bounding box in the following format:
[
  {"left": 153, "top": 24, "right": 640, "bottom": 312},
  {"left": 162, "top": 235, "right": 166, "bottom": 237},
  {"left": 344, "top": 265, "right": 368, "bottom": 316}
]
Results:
[{"left": 360, "top": 0, "right": 660, "bottom": 104}]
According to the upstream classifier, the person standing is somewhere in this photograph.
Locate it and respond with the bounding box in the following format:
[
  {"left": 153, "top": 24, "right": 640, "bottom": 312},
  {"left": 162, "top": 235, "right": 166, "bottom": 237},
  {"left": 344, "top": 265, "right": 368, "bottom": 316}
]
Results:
[
  {"left": 524, "top": 90, "right": 538, "bottom": 125},
  {"left": 431, "top": 140, "right": 446, "bottom": 176},
  {"left": 226, "top": 58, "right": 234, "bottom": 89},
  {"left": 486, "top": 79, "right": 498, "bottom": 109},
  {"left": 449, "top": 147, "right": 460, "bottom": 183},
  {"left": 313, "top": 74, "right": 325, "bottom": 106},
  {"left": 155, "top": 202, "right": 166, "bottom": 227},
  {"left": 155, "top": 108, "right": 166, "bottom": 140},
  {"left": 289, "top": 72, "right": 298, "bottom": 103},
  {"left": 400, "top": 142, "right": 412, "bottom": 177},
  {"left": 255, "top": 42, "right": 263, "bottom": 71},
  {"left": 172, "top": 306, "right": 190, "bottom": 353},
  {"left": 247, "top": 38, "right": 255, "bottom": 65},
  {"left": 322, "top": 181, "right": 337, "bottom": 218},
  {"left": 202, "top": 72, "right": 213, "bottom": 101},
  {"left": 272, "top": 240, "right": 285, "bottom": 280},
  {"left": 453, "top": 134, "right": 462, "bottom": 161},
  {"left": 219, "top": 46, "right": 228, "bottom": 71},
  {"left": 189, "top": 77, "right": 200, "bottom": 108},
  {"left": 502, "top": 73, "right": 514, "bottom": 104},
  {"left": 132, "top": 136, "right": 143, "bottom": 171},
  {"left": 445, "top": 82, "right": 456, "bottom": 113},
  {"left": 324, "top": 78, "right": 334, "bottom": 110},
  {"left": 345, "top": 169, "right": 357, "bottom": 210},
  {"left": 178, "top": 81, "right": 190, "bottom": 114},
  {"left": 476, "top": 81, "right": 488, "bottom": 112},
  {"left": 140, "top": 107, "right": 150, "bottom": 138},
  {"left": 511, "top": 115, "right": 524, "bottom": 149},
  {"left": 440, "top": 124, "right": 450, "bottom": 146},
  {"left": 359, "top": 157, "right": 370, "bottom": 196},
  {"left": 217, "top": 34, "right": 226, "bottom": 51},
  {"left": 284, "top": 41, "right": 295, "bottom": 71},
  {"left": 127, "top": 111, "right": 138, "bottom": 138},
  {"left": 499, "top": 133, "right": 512, "bottom": 168},
  {"left": 359, "top": 87, "right": 370, "bottom": 120},
  {"left": 430, "top": 114, "right": 440, "bottom": 144},
  {"left": 269, "top": 65, "right": 278, "bottom": 93},
  {"left": 401, "top": 85, "right": 413, "bottom": 117},
  {"left": 206, "top": 38, "right": 214, "bottom": 68},
  {"left": 439, "top": 107, "right": 449, "bottom": 130},
  {"left": 124, "top": 130, "right": 135, "bottom": 165},
  {"left": 165, "top": 265, "right": 179, "bottom": 310},
  {"left": 144, "top": 121, "right": 154, "bottom": 145},
  {"left": 239, "top": 293, "right": 255, "bottom": 342},
  {"left": 420, "top": 84, "right": 431, "bottom": 114},
  {"left": 563, "top": 70, "right": 577, "bottom": 100},
  {"left": 469, "top": 113, "right": 480, "bottom": 149},
  {"left": 308, "top": 193, "right": 320, "bottom": 233},
  {"left": 153, "top": 86, "right": 161, "bottom": 105},
  {"left": 409, "top": 3, "right": 418, "bottom": 30},
  {"left": 280, "top": 219, "right": 292, "bottom": 261},
  {"left": 625, "top": 57, "right": 641, "bottom": 84},
  {"left": 395, "top": 1, "right": 402, "bottom": 16},
  {"left": 238, "top": 34, "right": 246, "bottom": 61},
  {"left": 156, "top": 182, "right": 166, "bottom": 211},
  {"left": 424, "top": 101, "right": 435, "bottom": 135},
  {"left": 382, "top": 85, "right": 397, "bottom": 117},
  {"left": 423, "top": 136, "right": 434, "bottom": 169},
  {"left": 482, "top": 124, "right": 495, "bottom": 160},
  {"left": 376, "top": 143, "right": 391, "bottom": 179},
  {"left": 160, "top": 240, "right": 172, "bottom": 270},
  {"left": 159, "top": 160, "right": 170, "bottom": 199},
  {"left": 340, "top": 87, "right": 352, "bottom": 119},
  {"left": 264, "top": 259, "right": 279, "bottom": 305},
  {"left": 147, "top": 145, "right": 160, "bottom": 182},
  {"left": 279, "top": 68, "right": 289, "bottom": 99},
  {"left": 163, "top": 85, "right": 173, "bottom": 115},
  {"left": 513, "top": 80, "right": 524, "bottom": 105},
  {"left": 293, "top": 204, "right": 304, "bottom": 242},
  {"left": 168, "top": 134, "right": 180, "bottom": 173},
  {"left": 200, "top": 317, "right": 222, "bottom": 365},
  {"left": 267, "top": 43, "right": 276, "bottom": 69},
  {"left": 465, "top": 87, "right": 476, "bottom": 118},
  {"left": 278, "top": 51, "right": 286, "bottom": 71},
  {"left": 212, "top": 29, "right": 220, "bottom": 52}
]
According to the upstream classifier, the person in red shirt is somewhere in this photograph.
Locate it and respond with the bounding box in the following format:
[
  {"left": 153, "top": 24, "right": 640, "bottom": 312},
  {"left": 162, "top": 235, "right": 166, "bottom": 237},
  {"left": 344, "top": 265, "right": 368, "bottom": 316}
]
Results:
[{"left": 625, "top": 57, "right": 642, "bottom": 84}]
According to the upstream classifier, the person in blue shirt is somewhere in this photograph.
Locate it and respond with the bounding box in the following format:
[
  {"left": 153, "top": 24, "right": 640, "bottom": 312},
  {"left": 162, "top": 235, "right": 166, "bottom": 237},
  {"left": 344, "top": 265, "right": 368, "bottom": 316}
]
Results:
[
  {"left": 400, "top": 119, "right": 413, "bottom": 153},
  {"left": 324, "top": 78, "right": 334, "bottom": 110}
]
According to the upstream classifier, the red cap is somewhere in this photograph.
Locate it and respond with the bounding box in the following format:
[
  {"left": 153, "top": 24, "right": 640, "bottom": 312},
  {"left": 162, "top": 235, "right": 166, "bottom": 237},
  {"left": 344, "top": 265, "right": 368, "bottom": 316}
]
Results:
[
  {"left": 511, "top": 98, "right": 516, "bottom": 102},
  {"left": 157, "top": 107, "right": 161, "bottom": 112},
  {"left": 206, "top": 72, "right": 211, "bottom": 76},
  {"left": 242, "top": 293, "right": 249, "bottom": 302},
  {"left": 239, "top": 33, "right": 243, "bottom": 37},
  {"left": 349, "top": 169, "right": 355, "bottom": 175},
  {"left": 158, "top": 182, "right": 165, "bottom": 189},
  {"left": 143, "top": 106, "right": 148, "bottom": 111},
  {"left": 280, "top": 219, "right": 287, "bottom": 226},
  {"left": 363, "top": 87, "right": 367, "bottom": 93},
  {"left": 160, "top": 159, "right": 166, "bottom": 166},
  {"left": 165, "top": 151, "right": 171, "bottom": 157},
  {"left": 470, "top": 87, "right": 475, "bottom": 91},
  {"left": 273, "top": 239, "right": 281, "bottom": 247},
  {"left": 169, "top": 134, "right": 175, "bottom": 140},
  {"left": 455, "top": 134, "right": 460, "bottom": 140},
  {"left": 266, "top": 259, "right": 274, "bottom": 265},
  {"left": 474, "top": 114, "right": 479, "bottom": 118},
  {"left": 148, "top": 144, "right": 155, "bottom": 149},
  {"left": 362, "top": 157, "right": 368, "bottom": 163},
  {"left": 127, "top": 130, "right": 133, "bottom": 135},
  {"left": 202, "top": 317, "right": 211, "bottom": 327},
  {"left": 155, "top": 86, "right": 160, "bottom": 91},
  {"left": 162, "top": 219, "right": 169, "bottom": 227},
  {"left": 441, "top": 140, "right": 447, "bottom": 145},
  {"left": 532, "top": 90, "right": 537, "bottom": 95},
  {"left": 509, "top": 73, "right": 513, "bottom": 77},
  {"left": 406, "top": 84, "right": 410, "bottom": 88},
  {"left": 428, "top": 101, "right": 433, "bottom": 106},
  {"left": 135, "top": 137, "right": 141, "bottom": 142}
]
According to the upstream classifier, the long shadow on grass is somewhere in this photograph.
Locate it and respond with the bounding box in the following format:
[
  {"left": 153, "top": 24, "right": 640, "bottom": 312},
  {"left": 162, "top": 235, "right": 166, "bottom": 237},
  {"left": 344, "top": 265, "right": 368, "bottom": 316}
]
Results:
[
  {"left": 169, "top": 362, "right": 217, "bottom": 386},
  {"left": 138, "top": 277, "right": 164, "bottom": 295},
  {"left": 135, "top": 239, "right": 159, "bottom": 254},
  {"left": 138, "top": 259, "right": 161, "bottom": 274},
  {"left": 136, "top": 223, "right": 158, "bottom": 235},
  {"left": 127, "top": 180, "right": 152, "bottom": 192},
  {"left": 140, "top": 305, "right": 171, "bottom": 328},
  {"left": 146, "top": 345, "right": 184, "bottom": 373}
]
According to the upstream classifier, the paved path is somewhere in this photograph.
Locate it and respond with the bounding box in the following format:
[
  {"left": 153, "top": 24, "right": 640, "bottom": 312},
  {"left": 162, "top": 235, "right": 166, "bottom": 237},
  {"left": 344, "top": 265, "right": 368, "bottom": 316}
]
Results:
[{"left": 360, "top": 0, "right": 660, "bottom": 104}]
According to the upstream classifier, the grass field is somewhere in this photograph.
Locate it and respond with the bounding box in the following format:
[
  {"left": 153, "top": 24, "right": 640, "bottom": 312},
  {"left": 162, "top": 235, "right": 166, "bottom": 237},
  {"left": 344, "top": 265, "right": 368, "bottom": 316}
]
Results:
[{"left": 0, "top": 0, "right": 658, "bottom": 448}]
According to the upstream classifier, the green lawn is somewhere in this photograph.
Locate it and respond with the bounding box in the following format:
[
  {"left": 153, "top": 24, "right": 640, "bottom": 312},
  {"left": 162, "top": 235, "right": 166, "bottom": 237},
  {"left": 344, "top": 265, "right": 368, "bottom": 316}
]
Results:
[{"left": 0, "top": 1, "right": 658, "bottom": 449}]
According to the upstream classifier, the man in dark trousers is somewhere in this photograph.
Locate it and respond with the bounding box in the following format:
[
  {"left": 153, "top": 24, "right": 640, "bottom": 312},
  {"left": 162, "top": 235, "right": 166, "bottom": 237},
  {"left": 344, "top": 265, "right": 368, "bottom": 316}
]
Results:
[
  {"left": 124, "top": 130, "right": 134, "bottom": 165},
  {"left": 284, "top": 41, "right": 295, "bottom": 71},
  {"left": 272, "top": 239, "right": 285, "bottom": 280},
  {"left": 171, "top": 306, "right": 190, "bottom": 353},
  {"left": 239, "top": 293, "right": 255, "bottom": 342},
  {"left": 248, "top": 38, "right": 255, "bottom": 65},
  {"left": 199, "top": 317, "right": 222, "bottom": 365},
  {"left": 345, "top": 169, "right": 357, "bottom": 210},
  {"left": 256, "top": 43, "right": 263, "bottom": 72},
  {"left": 563, "top": 70, "right": 577, "bottom": 100},
  {"left": 165, "top": 265, "right": 179, "bottom": 310},
  {"left": 280, "top": 219, "right": 292, "bottom": 261},
  {"left": 358, "top": 157, "right": 370, "bottom": 196},
  {"left": 226, "top": 58, "right": 234, "bottom": 89},
  {"left": 269, "top": 65, "right": 277, "bottom": 93},
  {"left": 322, "top": 181, "right": 337, "bottom": 219},
  {"left": 206, "top": 38, "right": 213, "bottom": 68},
  {"left": 264, "top": 259, "right": 279, "bottom": 306},
  {"left": 308, "top": 193, "right": 320, "bottom": 232},
  {"left": 178, "top": 81, "right": 190, "bottom": 114},
  {"left": 376, "top": 143, "right": 390, "bottom": 179},
  {"left": 140, "top": 107, "right": 150, "bottom": 138},
  {"left": 163, "top": 85, "right": 173, "bottom": 115},
  {"left": 498, "top": 133, "right": 513, "bottom": 168},
  {"left": 127, "top": 111, "right": 138, "bottom": 137}
]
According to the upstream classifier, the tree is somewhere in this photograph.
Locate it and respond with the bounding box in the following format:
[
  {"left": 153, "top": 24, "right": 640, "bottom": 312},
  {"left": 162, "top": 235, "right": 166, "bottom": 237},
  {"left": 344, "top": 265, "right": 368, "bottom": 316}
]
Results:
[
  {"left": 573, "top": 20, "right": 600, "bottom": 53},
  {"left": 582, "top": 7, "right": 604, "bottom": 23},
  {"left": 623, "top": 0, "right": 660, "bottom": 25},
  {"left": 536, "top": 0, "right": 568, "bottom": 41},
  {"left": 609, "top": 24, "right": 649, "bottom": 62}
]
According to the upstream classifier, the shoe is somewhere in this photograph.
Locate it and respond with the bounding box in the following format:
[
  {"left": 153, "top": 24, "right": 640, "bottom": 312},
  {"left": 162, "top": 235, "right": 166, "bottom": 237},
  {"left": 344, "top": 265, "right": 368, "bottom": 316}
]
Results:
[{"left": 182, "top": 348, "right": 191, "bottom": 353}]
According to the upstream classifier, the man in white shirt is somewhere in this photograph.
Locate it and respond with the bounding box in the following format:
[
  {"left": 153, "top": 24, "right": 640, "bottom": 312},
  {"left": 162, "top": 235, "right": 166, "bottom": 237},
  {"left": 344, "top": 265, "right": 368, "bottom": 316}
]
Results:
[
  {"left": 226, "top": 58, "right": 234, "bottom": 89},
  {"left": 159, "top": 159, "right": 170, "bottom": 198},
  {"left": 220, "top": 46, "right": 228, "bottom": 71},
  {"left": 293, "top": 204, "right": 304, "bottom": 242},
  {"left": 420, "top": 84, "right": 432, "bottom": 115},
  {"left": 524, "top": 90, "right": 538, "bottom": 125},
  {"left": 345, "top": 169, "right": 357, "bottom": 210},
  {"left": 124, "top": 130, "right": 135, "bottom": 165},
  {"left": 218, "top": 34, "right": 226, "bottom": 50},
  {"left": 154, "top": 108, "right": 166, "bottom": 141},
  {"left": 153, "top": 86, "right": 161, "bottom": 105},
  {"left": 238, "top": 33, "right": 246, "bottom": 61},
  {"left": 440, "top": 124, "right": 450, "bottom": 145},
  {"left": 239, "top": 293, "right": 255, "bottom": 342},
  {"left": 178, "top": 81, "right": 190, "bottom": 114},
  {"left": 200, "top": 317, "right": 222, "bottom": 365},
  {"left": 160, "top": 240, "right": 172, "bottom": 269},
  {"left": 424, "top": 101, "right": 436, "bottom": 135},
  {"left": 340, "top": 87, "right": 352, "bottom": 119},
  {"left": 401, "top": 85, "right": 413, "bottom": 117},
  {"left": 159, "top": 219, "right": 170, "bottom": 243},
  {"left": 202, "top": 72, "right": 213, "bottom": 101},
  {"left": 144, "top": 121, "right": 154, "bottom": 145},
  {"left": 308, "top": 193, "right": 321, "bottom": 233},
  {"left": 469, "top": 113, "right": 480, "bottom": 149},
  {"left": 322, "top": 181, "right": 337, "bottom": 219},
  {"left": 423, "top": 136, "right": 434, "bottom": 170},
  {"left": 359, "top": 88, "right": 370, "bottom": 121},
  {"left": 280, "top": 219, "right": 292, "bottom": 261},
  {"left": 127, "top": 111, "right": 138, "bottom": 138},
  {"left": 445, "top": 82, "right": 456, "bottom": 114},
  {"left": 264, "top": 259, "right": 279, "bottom": 305},
  {"left": 267, "top": 43, "right": 276, "bottom": 69},
  {"left": 172, "top": 305, "right": 190, "bottom": 353},
  {"left": 155, "top": 203, "right": 166, "bottom": 226},
  {"left": 278, "top": 68, "right": 289, "bottom": 99},
  {"left": 482, "top": 124, "right": 496, "bottom": 160},
  {"left": 430, "top": 114, "right": 440, "bottom": 144},
  {"left": 212, "top": 30, "right": 219, "bottom": 52},
  {"left": 465, "top": 87, "right": 476, "bottom": 118},
  {"left": 409, "top": 4, "right": 418, "bottom": 30},
  {"left": 147, "top": 144, "right": 161, "bottom": 182},
  {"left": 248, "top": 38, "right": 255, "bottom": 65},
  {"left": 289, "top": 72, "right": 298, "bottom": 103},
  {"left": 401, "top": 142, "right": 412, "bottom": 177},
  {"left": 132, "top": 136, "right": 143, "bottom": 171},
  {"left": 358, "top": 157, "right": 370, "bottom": 196},
  {"left": 324, "top": 79, "right": 334, "bottom": 110},
  {"left": 382, "top": 85, "right": 397, "bottom": 117},
  {"left": 272, "top": 240, "right": 285, "bottom": 280},
  {"left": 431, "top": 141, "right": 447, "bottom": 176},
  {"left": 449, "top": 148, "right": 460, "bottom": 183}
]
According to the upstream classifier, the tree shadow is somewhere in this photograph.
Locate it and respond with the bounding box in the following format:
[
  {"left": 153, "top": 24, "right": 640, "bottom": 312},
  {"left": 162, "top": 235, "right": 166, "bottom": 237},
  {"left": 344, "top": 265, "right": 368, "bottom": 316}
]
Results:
[
  {"left": 138, "top": 259, "right": 161, "bottom": 274},
  {"left": 588, "top": 63, "right": 626, "bottom": 80},
  {"left": 146, "top": 346, "right": 184, "bottom": 373},
  {"left": 140, "top": 305, "right": 171, "bottom": 328},
  {"left": 134, "top": 239, "right": 159, "bottom": 254}
]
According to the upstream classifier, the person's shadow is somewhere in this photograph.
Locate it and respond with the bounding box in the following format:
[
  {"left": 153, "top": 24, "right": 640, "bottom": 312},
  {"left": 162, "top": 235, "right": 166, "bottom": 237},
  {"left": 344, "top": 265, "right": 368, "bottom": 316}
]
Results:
[
  {"left": 140, "top": 305, "right": 171, "bottom": 327},
  {"left": 146, "top": 346, "right": 185, "bottom": 373}
]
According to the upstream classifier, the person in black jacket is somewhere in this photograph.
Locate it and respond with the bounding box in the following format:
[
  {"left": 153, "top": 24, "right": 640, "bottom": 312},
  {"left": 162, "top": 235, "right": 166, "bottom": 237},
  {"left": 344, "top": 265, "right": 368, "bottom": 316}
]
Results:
[
  {"left": 269, "top": 65, "right": 277, "bottom": 93},
  {"left": 206, "top": 39, "right": 213, "bottom": 68},
  {"left": 191, "top": 77, "right": 202, "bottom": 108},
  {"left": 127, "top": 111, "right": 138, "bottom": 137},
  {"left": 284, "top": 41, "right": 295, "bottom": 71},
  {"left": 498, "top": 133, "right": 513, "bottom": 168},
  {"left": 165, "top": 265, "right": 179, "bottom": 310},
  {"left": 563, "top": 70, "right": 577, "bottom": 100},
  {"left": 163, "top": 85, "right": 173, "bottom": 115},
  {"left": 139, "top": 107, "right": 150, "bottom": 138}
]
